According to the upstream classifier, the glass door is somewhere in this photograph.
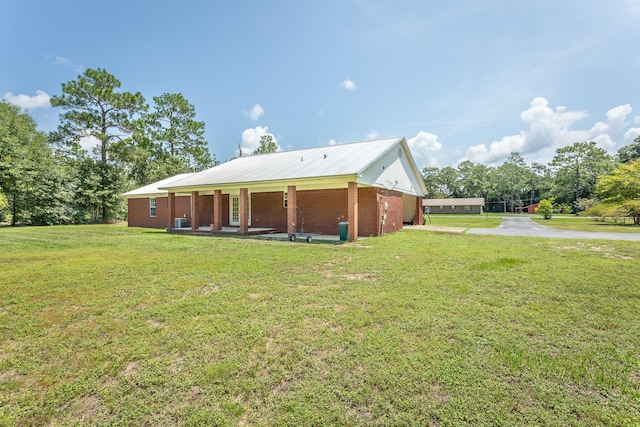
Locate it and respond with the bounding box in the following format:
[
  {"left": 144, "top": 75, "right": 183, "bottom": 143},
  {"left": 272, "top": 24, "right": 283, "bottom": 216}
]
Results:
[{"left": 230, "top": 195, "right": 240, "bottom": 225}]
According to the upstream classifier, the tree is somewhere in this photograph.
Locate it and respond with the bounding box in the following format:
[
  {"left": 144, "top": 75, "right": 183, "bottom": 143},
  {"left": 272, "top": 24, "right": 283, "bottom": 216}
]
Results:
[
  {"left": 536, "top": 199, "right": 553, "bottom": 220},
  {"left": 142, "top": 93, "right": 215, "bottom": 174},
  {"left": 421, "top": 167, "right": 442, "bottom": 198},
  {"left": 528, "top": 162, "right": 553, "bottom": 205},
  {"left": 253, "top": 134, "right": 278, "bottom": 155},
  {"left": 457, "top": 160, "right": 491, "bottom": 198},
  {"left": 50, "top": 68, "right": 146, "bottom": 221},
  {"left": 0, "top": 188, "right": 7, "bottom": 221},
  {"left": 490, "top": 153, "right": 530, "bottom": 213},
  {"left": 617, "top": 135, "right": 640, "bottom": 164},
  {"left": 550, "top": 141, "right": 613, "bottom": 213},
  {"left": 595, "top": 159, "right": 640, "bottom": 224},
  {"left": 0, "top": 101, "right": 73, "bottom": 225},
  {"left": 436, "top": 166, "right": 461, "bottom": 198}
]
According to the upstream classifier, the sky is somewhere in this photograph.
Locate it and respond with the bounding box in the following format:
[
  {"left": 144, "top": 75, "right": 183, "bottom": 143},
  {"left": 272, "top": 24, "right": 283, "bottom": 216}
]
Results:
[{"left": 2, "top": 0, "right": 640, "bottom": 168}]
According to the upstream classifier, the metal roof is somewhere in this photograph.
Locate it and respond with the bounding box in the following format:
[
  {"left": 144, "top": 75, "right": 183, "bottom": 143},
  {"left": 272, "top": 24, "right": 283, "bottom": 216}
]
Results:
[
  {"left": 163, "top": 137, "right": 406, "bottom": 189},
  {"left": 122, "top": 173, "right": 196, "bottom": 197},
  {"left": 423, "top": 198, "right": 485, "bottom": 206}
]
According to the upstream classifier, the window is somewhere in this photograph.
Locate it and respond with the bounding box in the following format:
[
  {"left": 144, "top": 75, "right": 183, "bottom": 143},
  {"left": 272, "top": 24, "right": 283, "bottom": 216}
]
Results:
[
  {"left": 464, "top": 205, "right": 471, "bottom": 211},
  {"left": 283, "top": 192, "right": 288, "bottom": 208},
  {"left": 451, "top": 205, "right": 456, "bottom": 210},
  {"left": 149, "top": 198, "right": 156, "bottom": 217}
]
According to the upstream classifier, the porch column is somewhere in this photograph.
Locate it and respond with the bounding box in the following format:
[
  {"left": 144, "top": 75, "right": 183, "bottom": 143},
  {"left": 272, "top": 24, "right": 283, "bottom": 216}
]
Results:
[
  {"left": 191, "top": 191, "right": 200, "bottom": 230},
  {"left": 239, "top": 188, "right": 249, "bottom": 234},
  {"left": 414, "top": 196, "right": 423, "bottom": 225},
  {"left": 287, "top": 185, "right": 297, "bottom": 236},
  {"left": 167, "top": 192, "right": 175, "bottom": 229},
  {"left": 347, "top": 182, "right": 358, "bottom": 242},
  {"left": 212, "top": 189, "right": 222, "bottom": 232}
]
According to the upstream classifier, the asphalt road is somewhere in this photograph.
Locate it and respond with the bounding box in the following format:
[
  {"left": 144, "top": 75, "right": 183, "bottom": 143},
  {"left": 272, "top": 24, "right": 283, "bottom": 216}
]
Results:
[{"left": 466, "top": 217, "right": 640, "bottom": 241}]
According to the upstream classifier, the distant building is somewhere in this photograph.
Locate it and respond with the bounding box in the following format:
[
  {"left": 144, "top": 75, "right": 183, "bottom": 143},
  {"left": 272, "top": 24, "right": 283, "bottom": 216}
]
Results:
[
  {"left": 518, "top": 203, "right": 539, "bottom": 214},
  {"left": 423, "top": 198, "right": 485, "bottom": 214}
]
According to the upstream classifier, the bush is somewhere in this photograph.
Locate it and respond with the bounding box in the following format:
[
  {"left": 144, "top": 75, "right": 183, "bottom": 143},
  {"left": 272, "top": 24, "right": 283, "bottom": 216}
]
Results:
[{"left": 536, "top": 199, "right": 553, "bottom": 219}]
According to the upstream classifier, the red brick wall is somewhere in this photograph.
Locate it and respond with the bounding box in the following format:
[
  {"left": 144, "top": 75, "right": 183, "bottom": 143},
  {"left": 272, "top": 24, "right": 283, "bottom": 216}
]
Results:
[
  {"left": 358, "top": 187, "right": 379, "bottom": 236},
  {"left": 252, "top": 191, "right": 287, "bottom": 230},
  {"left": 199, "top": 195, "right": 214, "bottom": 226},
  {"left": 128, "top": 187, "right": 406, "bottom": 236},
  {"left": 295, "top": 188, "right": 348, "bottom": 235},
  {"left": 378, "top": 189, "right": 404, "bottom": 234},
  {"left": 127, "top": 195, "right": 190, "bottom": 228}
]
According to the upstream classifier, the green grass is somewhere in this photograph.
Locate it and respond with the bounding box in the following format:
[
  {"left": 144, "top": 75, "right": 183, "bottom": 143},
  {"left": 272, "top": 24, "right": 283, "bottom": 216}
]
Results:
[
  {"left": 1, "top": 224, "right": 640, "bottom": 426},
  {"left": 532, "top": 216, "right": 640, "bottom": 233},
  {"left": 422, "top": 214, "right": 502, "bottom": 229},
  {"left": 421, "top": 213, "right": 640, "bottom": 233}
]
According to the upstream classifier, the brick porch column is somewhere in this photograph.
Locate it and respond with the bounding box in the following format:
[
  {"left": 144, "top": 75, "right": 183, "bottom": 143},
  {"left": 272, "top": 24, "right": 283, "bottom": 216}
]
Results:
[
  {"left": 287, "top": 185, "right": 297, "bottom": 236},
  {"left": 348, "top": 182, "right": 358, "bottom": 242},
  {"left": 415, "top": 196, "right": 423, "bottom": 225},
  {"left": 191, "top": 191, "right": 200, "bottom": 230},
  {"left": 239, "top": 188, "right": 249, "bottom": 234},
  {"left": 212, "top": 189, "right": 222, "bottom": 232},
  {"left": 167, "top": 192, "right": 175, "bottom": 229}
]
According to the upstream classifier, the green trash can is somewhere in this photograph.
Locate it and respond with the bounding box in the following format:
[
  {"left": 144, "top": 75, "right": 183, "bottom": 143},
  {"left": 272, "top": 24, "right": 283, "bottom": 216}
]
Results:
[{"left": 338, "top": 222, "right": 348, "bottom": 241}]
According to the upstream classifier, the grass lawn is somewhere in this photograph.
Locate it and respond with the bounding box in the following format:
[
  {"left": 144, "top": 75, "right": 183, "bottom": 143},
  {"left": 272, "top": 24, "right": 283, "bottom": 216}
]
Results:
[
  {"left": 532, "top": 216, "right": 640, "bottom": 233},
  {"left": 421, "top": 214, "right": 502, "bottom": 229},
  {"left": 421, "top": 213, "right": 640, "bottom": 234},
  {"left": 1, "top": 224, "right": 639, "bottom": 426}
]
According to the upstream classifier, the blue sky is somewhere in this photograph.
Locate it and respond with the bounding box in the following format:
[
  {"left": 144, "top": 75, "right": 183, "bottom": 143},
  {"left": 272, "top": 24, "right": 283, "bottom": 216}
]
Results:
[{"left": 2, "top": 0, "right": 640, "bottom": 167}]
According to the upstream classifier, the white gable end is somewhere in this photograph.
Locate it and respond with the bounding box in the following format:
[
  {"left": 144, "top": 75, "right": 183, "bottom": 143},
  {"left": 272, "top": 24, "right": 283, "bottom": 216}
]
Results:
[{"left": 358, "top": 141, "right": 425, "bottom": 197}]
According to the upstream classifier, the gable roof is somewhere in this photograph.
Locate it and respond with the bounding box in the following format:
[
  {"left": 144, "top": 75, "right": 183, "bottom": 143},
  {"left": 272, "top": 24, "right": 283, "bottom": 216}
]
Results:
[
  {"left": 122, "top": 173, "right": 196, "bottom": 198},
  {"left": 161, "top": 137, "right": 426, "bottom": 195}
]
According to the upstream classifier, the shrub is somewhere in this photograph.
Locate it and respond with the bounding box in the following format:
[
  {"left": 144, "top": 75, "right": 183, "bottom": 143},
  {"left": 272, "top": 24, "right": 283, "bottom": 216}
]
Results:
[{"left": 536, "top": 199, "right": 553, "bottom": 219}]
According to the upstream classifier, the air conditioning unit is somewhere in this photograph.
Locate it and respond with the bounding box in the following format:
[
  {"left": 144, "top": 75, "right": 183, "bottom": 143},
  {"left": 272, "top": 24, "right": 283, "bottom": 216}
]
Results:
[{"left": 174, "top": 218, "right": 188, "bottom": 228}]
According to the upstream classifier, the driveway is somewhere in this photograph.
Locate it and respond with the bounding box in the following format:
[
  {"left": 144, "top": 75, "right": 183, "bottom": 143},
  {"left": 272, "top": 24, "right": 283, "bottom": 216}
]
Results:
[{"left": 466, "top": 217, "right": 640, "bottom": 241}]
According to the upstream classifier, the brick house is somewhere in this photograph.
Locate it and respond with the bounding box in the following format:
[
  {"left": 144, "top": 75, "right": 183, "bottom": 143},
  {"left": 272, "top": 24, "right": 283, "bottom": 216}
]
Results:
[
  {"left": 124, "top": 137, "right": 426, "bottom": 241},
  {"left": 423, "top": 198, "right": 485, "bottom": 214}
]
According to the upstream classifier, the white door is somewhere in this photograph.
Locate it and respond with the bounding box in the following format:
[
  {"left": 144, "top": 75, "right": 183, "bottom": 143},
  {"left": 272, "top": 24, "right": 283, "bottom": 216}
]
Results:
[{"left": 230, "top": 195, "right": 240, "bottom": 226}]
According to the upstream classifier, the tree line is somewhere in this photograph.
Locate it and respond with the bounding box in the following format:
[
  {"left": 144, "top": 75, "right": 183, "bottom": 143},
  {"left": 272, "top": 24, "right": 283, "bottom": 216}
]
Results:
[
  {"left": 422, "top": 136, "right": 640, "bottom": 220},
  {"left": 1, "top": 68, "right": 217, "bottom": 225}
]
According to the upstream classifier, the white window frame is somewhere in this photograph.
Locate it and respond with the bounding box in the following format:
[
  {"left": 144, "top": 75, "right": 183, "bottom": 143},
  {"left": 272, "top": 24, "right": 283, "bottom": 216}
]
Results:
[
  {"left": 149, "top": 197, "right": 156, "bottom": 217},
  {"left": 283, "top": 192, "right": 288, "bottom": 208}
]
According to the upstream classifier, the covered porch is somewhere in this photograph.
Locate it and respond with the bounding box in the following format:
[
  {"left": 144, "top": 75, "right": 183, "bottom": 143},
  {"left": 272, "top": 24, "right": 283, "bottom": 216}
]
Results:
[{"left": 166, "top": 181, "right": 370, "bottom": 242}]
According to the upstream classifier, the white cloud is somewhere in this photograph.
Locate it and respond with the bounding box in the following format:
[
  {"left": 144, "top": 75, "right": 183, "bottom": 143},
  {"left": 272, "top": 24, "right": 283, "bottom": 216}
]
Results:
[
  {"left": 407, "top": 131, "right": 442, "bottom": 167},
  {"left": 626, "top": 0, "right": 640, "bottom": 13},
  {"left": 367, "top": 131, "right": 378, "bottom": 139},
  {"left": 624, "top": 127, "right": 640, "bottom": 142},
  {"left": 462, "top": 97, "right": 634, "bottom": 165},
  {"left": 2, "top": 90, "right": 51, "bottom": 110},
  {"left": 340, "top": 79, "right": 357, "bottom": 90},
  {"left": 239, "top": 126, "right": 279, "bottom": 155},
  {"left": 243, "top": 103, "right": 264, "bottom": 121},
  {"left": 80, "top": 135, "right": 102, "bottom": 157},
  {"left": 50, "top": 56, "right": 83, "bottom": 71},
  {"left": 328, "top": 139, "right": 337, "bottom": 146}
]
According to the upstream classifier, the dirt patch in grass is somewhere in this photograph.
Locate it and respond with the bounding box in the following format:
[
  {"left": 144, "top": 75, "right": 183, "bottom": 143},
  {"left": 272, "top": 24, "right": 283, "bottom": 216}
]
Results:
[{"left": 555, "top": 243, "right": 635, "bottom": 259}]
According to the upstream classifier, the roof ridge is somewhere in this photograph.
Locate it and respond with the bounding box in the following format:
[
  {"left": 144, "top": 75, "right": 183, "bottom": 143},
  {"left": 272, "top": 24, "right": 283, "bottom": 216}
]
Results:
[{"left": 242, "top": 136, "right": 403, "bottom": 158}]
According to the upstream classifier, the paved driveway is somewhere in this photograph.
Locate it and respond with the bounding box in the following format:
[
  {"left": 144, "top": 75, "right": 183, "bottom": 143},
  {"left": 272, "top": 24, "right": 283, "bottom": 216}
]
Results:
[{"left": 466, "top": 217, "right": 640, "bottom": 241}]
